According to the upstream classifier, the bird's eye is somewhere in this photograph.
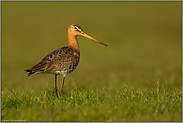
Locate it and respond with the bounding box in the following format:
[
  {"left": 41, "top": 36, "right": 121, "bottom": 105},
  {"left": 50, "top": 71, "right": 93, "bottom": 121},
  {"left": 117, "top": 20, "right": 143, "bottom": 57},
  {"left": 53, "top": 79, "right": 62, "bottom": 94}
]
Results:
[{"left": 74, "top": 26, "right": 78, "bottom": 30}]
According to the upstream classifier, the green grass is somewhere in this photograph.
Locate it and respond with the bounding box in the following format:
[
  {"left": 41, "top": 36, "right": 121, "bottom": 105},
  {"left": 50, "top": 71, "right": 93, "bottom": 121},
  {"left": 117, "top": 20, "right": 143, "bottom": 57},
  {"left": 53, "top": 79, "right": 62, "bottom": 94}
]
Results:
[
  {"left": 1, "top": 82, "right": 182, "bottom": 121},
  {"left": 1, "top": 1, "right": 182, "bottom": 122}
]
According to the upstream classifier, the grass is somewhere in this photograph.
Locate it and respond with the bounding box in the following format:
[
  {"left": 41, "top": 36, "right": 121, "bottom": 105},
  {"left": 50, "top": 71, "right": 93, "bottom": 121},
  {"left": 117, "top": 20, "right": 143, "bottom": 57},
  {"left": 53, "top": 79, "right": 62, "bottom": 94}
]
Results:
[
  {"left": 1, "top": 1, "right": 182, "bottom": 122},
  {"left": 2, "top": 82, "right": 182, "bottom": 121}
]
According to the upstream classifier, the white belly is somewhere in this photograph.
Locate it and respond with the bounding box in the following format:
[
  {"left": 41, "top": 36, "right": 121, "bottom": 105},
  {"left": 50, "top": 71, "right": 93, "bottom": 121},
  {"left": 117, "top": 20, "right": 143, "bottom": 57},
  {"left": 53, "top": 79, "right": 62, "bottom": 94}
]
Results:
[{"left": 33, "top": 67, "right": 76, "bottom": 76}]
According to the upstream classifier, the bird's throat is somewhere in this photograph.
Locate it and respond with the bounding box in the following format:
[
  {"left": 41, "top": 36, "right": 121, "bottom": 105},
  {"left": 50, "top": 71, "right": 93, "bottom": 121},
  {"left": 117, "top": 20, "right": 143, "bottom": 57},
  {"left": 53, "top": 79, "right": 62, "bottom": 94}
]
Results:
[{"left": 68, "top": 34, "right": 80, "bottom": 52}]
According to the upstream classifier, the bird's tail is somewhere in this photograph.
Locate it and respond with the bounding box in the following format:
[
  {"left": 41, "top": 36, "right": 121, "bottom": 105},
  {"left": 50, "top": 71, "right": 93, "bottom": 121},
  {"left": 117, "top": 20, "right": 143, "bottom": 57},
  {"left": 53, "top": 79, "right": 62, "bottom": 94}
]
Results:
[{"left": 24, "top": 69, "right": 35, "bottom": 77}]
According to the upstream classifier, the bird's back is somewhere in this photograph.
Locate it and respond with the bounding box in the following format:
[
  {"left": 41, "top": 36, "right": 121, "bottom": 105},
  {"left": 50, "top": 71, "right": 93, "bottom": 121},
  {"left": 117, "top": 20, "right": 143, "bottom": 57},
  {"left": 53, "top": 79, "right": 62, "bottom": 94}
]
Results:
[{"left": 24, "top": 46, "right": 80, "bottom": 77}]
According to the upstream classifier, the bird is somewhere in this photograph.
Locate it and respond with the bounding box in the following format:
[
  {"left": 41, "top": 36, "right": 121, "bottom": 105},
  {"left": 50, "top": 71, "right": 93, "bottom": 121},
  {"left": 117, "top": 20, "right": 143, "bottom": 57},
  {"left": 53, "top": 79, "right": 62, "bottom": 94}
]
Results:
[{"left": 24, "top": 24, "right": 107, "bottom": 98}]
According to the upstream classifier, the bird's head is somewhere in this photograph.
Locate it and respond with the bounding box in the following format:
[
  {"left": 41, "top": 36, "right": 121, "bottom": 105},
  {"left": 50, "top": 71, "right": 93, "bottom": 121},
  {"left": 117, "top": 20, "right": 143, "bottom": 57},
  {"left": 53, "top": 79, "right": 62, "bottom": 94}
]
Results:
[{"left": 68, "top": 24, "right": 107, "bottom": 46}]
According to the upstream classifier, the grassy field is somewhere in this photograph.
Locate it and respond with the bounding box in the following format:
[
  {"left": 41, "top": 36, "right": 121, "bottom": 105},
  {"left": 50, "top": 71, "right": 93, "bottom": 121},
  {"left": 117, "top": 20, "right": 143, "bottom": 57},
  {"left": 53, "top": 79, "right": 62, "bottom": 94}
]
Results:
[{"left": 1, "top": 1, "right": 182, "bottom": 122}]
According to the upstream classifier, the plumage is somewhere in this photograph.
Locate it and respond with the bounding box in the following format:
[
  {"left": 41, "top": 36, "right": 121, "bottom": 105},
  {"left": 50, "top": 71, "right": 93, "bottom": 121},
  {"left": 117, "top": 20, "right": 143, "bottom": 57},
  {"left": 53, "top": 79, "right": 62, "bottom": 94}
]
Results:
[
  {"left": 24, "top": 46, "right": 80, "bottom": 77},
  {"left": 24, "top": 24, "right": 107, "bottom": 98}
]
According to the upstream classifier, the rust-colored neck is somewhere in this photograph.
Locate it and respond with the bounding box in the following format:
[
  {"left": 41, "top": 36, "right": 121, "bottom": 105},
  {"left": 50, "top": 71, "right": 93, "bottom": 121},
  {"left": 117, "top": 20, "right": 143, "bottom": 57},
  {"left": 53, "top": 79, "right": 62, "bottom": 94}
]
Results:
[{"left": 67, "top": 32, "right": 80, "bottom": 52}]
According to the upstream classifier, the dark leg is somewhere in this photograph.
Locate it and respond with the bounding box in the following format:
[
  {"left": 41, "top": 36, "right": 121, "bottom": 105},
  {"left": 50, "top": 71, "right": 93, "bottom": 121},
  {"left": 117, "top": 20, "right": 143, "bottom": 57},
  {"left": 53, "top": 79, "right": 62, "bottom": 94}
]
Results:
[
  {"left": 61, "top": 74, "right": 66, "bottom": 96},
  {"left": 55, "top": 74, "right": 59, "bottom": 98}
]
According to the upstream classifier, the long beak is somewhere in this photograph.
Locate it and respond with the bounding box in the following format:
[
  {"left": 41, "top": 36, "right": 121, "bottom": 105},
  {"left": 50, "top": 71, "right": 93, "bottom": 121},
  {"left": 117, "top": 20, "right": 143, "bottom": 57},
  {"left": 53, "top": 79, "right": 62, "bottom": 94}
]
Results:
[{"left": 80, "top": 31, "right": 107, "bottom": 46}]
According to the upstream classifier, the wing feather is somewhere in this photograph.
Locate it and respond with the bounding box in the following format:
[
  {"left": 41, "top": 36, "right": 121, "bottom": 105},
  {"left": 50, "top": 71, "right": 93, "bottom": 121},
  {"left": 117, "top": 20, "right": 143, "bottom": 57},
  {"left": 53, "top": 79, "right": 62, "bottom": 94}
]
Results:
[{"left": 24, "top": 46, "right": 80, "bottom": 76}]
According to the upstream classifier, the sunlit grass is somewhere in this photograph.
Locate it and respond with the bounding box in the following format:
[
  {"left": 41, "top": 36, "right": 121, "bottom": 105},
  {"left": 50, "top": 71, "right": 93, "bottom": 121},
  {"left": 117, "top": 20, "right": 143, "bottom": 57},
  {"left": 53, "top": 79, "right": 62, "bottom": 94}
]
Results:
[{"left": 1, "top": 82, "right": 182, "bottom": 122}]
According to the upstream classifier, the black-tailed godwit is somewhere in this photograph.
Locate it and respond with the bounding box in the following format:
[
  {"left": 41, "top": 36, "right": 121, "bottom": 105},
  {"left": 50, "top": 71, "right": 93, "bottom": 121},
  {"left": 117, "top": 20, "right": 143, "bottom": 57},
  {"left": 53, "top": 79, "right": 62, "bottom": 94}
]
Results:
[{"left": 24, "top": 24, "right": 107, "bottom": 98}]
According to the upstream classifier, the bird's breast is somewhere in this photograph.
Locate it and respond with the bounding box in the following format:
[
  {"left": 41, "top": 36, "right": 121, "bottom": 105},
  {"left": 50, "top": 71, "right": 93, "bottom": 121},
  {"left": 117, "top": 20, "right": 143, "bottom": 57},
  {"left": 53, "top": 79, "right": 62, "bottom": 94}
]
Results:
[{"left": 45, "top": 46, "right": 80, "bottom": 75}]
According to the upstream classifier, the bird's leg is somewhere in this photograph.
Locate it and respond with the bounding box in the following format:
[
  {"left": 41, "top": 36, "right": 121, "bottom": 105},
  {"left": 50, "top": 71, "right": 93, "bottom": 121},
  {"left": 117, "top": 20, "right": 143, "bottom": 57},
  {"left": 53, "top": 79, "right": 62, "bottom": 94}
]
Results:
[
  {"left": 55, "top": 74, "right": 59, "bottom": 98},
  {"left": 61, "top": 74, "right": 66, "bottom": 96}
]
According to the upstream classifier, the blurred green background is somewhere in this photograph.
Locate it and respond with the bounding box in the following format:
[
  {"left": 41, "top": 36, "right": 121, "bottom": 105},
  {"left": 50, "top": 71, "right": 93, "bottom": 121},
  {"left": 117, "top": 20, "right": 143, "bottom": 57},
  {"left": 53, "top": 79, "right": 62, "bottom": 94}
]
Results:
[{"left": 2, "top": 1, "right": 181, "bottom": 101}]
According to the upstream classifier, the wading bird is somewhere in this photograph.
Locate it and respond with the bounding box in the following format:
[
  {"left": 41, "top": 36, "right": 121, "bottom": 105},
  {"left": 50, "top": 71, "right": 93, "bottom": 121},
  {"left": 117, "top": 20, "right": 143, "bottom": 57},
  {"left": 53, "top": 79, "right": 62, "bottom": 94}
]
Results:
[{"left": 24, "top": 24, "right": 107, "bottom": 98}]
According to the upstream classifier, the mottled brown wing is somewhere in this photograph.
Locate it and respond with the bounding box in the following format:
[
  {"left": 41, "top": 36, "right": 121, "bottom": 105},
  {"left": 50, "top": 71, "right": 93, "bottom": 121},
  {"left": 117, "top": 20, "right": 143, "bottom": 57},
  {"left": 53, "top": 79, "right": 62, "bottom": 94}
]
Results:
[{"left": 24, "top": 46, "right": 80, "bottom": 76}]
